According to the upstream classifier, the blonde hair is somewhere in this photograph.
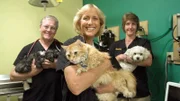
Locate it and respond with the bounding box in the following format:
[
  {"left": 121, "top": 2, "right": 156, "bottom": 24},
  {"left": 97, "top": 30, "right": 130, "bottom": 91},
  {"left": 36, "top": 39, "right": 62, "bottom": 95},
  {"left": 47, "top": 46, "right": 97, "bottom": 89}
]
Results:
[
  {"left": 40, "top": 15, "right": 59, "bottom": 30},
  {"left": 122, "top": 12, "right": 139, "bottom": 33},
  {"left": 73, "top": 4, "right": 105, "bottom": 37}
]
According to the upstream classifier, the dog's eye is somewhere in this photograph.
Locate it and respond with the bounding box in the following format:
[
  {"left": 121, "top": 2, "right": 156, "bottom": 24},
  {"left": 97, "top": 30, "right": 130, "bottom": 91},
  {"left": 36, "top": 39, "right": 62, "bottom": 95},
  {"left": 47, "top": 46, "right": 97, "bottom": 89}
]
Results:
[
  {"left": 140, "top": 53, "right": 143, "bottom": 55},
  {"left": 74, "top": 51, "right": 78, "bottom": 55},
  {"left": 67, "top": 54, "right": 70, "bottom": 58},
  {"left": 134, "top": 53, "right": 136, "bottom": 55}
]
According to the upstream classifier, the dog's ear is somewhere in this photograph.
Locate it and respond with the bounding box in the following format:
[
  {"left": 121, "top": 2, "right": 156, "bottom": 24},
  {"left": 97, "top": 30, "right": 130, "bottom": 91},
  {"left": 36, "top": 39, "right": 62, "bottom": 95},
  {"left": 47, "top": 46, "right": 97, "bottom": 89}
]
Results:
[
  {"left": 143, "top": 48, "right": 151, "bottom": 59},
  {"left": 125, "top": 48, "right": 133, "bottom": 58},
  {"left": 61, "top": 45, "right": 67, "bottom": 50},
  {"left": 75, "top": 39, "right": 85, "bottom": 47}
]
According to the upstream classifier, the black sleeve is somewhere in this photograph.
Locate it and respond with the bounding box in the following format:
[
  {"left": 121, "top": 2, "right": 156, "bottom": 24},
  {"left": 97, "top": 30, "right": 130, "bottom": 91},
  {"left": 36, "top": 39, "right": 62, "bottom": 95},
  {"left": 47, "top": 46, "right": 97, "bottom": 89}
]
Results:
[
  {"left": 109, "top": 42, "right": 121, "bottom": 69},
  {"left": 56, "top": 49, "right": 71, "bottom": 71},
  {"left": 13, "top": 44, "right": 32, "bottom": 65},
  {"left": 143, "top": 39, "right": 154, "bottom": 59},
  {"left": 63, "top": 35, "right": 84, "bottom": 45}
]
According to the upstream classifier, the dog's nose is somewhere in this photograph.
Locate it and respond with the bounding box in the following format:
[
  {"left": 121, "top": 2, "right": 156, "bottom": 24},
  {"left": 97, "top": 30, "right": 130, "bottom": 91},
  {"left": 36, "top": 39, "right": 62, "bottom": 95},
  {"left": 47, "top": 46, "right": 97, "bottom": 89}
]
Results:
[{"left": 136, "top": 57, "right": 139, "bottom": 60}]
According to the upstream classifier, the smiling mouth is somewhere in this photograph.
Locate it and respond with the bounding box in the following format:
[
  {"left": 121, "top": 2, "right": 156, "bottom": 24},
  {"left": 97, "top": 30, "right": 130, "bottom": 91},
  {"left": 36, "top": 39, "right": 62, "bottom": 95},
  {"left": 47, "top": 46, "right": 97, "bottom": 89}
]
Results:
[{"left": 86, "top": 27, "right": 95, "bottom": 31}]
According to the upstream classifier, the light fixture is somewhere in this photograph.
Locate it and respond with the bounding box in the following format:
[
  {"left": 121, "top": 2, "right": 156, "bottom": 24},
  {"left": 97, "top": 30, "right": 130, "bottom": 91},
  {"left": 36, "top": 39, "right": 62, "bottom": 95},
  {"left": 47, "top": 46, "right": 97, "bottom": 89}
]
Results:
[{"left": 28, "top": 0, "right": 62, "bottom": 11}]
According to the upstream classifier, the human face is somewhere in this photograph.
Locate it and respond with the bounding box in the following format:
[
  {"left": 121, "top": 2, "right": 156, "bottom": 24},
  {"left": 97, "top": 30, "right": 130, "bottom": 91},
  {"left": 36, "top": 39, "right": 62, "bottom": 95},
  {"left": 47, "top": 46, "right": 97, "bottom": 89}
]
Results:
[
  {"left": 80, "top": 8, "right": 100, "bottom": 38},
  {"left": 124, "top": 20, "right": 137, "bottom": 37},
  {"left": 40, "top": 19, "right": 57, "bottom": 41}
]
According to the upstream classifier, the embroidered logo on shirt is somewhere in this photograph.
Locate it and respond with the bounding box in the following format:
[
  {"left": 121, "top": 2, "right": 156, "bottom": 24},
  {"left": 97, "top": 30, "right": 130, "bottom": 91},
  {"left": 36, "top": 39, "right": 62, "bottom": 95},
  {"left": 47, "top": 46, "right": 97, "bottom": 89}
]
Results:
[{"left": 115, "top": 48, "right": 122, "bottom": 50}]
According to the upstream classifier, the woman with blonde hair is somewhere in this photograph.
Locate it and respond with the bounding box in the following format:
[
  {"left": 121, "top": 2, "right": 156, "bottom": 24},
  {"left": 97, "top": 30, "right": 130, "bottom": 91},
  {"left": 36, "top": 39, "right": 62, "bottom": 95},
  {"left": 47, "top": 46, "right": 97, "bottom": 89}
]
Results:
[{"left": 56, "top": 4, "right": 112, "bottom": 101}]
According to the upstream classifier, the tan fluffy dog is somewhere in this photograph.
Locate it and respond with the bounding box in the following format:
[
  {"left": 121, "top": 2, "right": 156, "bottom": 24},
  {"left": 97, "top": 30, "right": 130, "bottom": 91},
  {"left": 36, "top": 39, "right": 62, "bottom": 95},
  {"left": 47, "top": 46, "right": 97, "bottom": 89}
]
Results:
[{"left": 62, "top": 40, "right": 137, "bottom": 101}]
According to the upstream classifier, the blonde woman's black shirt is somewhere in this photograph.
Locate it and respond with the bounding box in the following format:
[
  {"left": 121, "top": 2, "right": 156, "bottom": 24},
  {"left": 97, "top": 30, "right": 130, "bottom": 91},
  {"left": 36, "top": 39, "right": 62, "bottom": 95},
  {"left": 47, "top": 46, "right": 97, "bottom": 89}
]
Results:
[{"left": 56, "top": 35, "right": 99, "bottom": 101}]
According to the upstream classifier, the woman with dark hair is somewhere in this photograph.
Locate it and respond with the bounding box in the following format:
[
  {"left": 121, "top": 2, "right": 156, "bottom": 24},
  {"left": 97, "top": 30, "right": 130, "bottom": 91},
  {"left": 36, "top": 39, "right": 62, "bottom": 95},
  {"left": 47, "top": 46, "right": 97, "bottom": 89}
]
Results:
[{"left": 109, "top": 12, "right": 153, "bottom": 101}]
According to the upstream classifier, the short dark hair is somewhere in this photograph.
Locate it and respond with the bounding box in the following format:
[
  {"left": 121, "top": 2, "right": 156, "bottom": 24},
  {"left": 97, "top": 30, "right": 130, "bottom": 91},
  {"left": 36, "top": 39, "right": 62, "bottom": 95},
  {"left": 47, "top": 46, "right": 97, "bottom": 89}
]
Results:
[{"left": 122, "top": 12, "right": 139, "bottom": 32}]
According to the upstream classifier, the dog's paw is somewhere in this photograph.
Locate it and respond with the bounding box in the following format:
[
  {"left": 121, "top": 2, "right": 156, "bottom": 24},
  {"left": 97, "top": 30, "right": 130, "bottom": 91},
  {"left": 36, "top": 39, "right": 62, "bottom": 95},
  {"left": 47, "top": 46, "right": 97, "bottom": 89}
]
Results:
[
  {"left": 92, "top": 83, "right": 100, "bottom": 88},
  {"left": 96, "top": 93, "right": 118, "bottom": 101},
  {"left": 76, "top": 68, "right": 88, "bottom": 75},
  {"left": 76, "top": 69, "right": 82, "bottom": 75},
  {"left": 123, "top": 91, "right": 136, "bottom": 98},
  {"left": 23, "top": 81, "right": 30, "bottom": 91}
]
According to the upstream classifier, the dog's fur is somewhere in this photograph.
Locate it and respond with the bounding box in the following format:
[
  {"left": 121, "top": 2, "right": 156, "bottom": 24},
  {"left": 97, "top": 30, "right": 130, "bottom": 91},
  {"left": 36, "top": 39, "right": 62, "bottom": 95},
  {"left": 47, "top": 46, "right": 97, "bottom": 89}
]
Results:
[
  {"left": 62, "top": 40, "right": 137, "bottom": 101},
  {"left": 119, "top": 46, "right": 150, "bottom": 72},
  {"left": 15, "top": 49, "right": 59, "bottom": 73}
]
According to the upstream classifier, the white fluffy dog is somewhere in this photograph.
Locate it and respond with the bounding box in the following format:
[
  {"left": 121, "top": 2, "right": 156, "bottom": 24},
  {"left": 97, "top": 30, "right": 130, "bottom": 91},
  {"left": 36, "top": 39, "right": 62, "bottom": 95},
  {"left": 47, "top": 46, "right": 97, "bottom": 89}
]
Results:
[{"left": 119, "top": 46, "right": 150, "bottom": 72}]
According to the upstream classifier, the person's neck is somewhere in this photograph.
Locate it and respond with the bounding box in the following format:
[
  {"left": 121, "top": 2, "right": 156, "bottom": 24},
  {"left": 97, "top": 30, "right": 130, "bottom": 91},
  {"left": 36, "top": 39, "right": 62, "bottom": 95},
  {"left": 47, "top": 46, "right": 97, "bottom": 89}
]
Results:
[
  {"left": 83, "top": 36, "right": 94, "bottom": 45},
  {"left": 39, "top": 38, "right": 54, "bottom": 50},
  {"left": 125, "top": 35, "right": 136, "bottom": 48},
  {"left": 85, "top": 39, "right": 94, "bottom": 45}
]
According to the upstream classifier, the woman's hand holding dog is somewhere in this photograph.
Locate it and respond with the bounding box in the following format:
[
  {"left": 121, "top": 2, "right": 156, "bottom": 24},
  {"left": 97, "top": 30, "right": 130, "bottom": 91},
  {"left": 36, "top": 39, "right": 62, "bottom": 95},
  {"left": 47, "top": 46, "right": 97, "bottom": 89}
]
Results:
[
  {"left": 116, "top": 54, "right": 126, "bottom": 62},
  {"left": 116, "top": 54, "right": 135, "bottom": 63},
  {"left": 125, "top": 55, "right": 134, "bottom": 63}
]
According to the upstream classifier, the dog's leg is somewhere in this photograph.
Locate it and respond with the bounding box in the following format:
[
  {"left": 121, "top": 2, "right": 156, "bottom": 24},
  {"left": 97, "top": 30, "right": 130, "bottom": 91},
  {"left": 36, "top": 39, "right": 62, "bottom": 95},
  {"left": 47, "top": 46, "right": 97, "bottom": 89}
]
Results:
[
  {"left": 76, "top": 68, "right": 87, "bottom": 75},
  {"left": 96, "top": 93, "right": 118, "bottom": 101},
  {"left": 113, "top": 78, "right": 136, "bottom": 98}
]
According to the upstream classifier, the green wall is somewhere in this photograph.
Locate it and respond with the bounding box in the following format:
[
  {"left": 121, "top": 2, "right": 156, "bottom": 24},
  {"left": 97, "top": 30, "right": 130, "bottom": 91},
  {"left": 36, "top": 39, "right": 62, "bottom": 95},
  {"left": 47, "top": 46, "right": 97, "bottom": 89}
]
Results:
[
  {"left": 83, "top": 0, "right": 180, "bottom": 101},
  {"left": 0, "top": 0, "right": 82, "bottom": 100}
]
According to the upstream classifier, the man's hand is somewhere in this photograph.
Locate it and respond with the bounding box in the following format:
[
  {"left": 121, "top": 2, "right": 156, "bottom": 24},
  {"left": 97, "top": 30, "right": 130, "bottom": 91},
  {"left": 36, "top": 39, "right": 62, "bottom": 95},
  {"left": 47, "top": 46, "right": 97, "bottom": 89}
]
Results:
[
  {"left": 30, "top": 59, "right": 43, "bottom": 76},
  {"left": 42, "top": 59, "right": 57, "bottom": 69}
]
